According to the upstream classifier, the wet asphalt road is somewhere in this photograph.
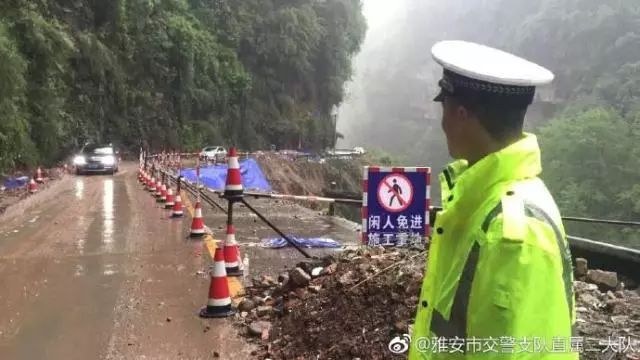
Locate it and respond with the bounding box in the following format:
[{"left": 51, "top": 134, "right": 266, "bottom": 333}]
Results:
[{"left": 0, "top": 163, "right": 359, "bottom": 360}]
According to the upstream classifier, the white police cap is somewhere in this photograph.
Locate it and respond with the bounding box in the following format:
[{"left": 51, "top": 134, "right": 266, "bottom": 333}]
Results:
[{"left": 431, "top": 40, "right": 554, "bottom": 105}]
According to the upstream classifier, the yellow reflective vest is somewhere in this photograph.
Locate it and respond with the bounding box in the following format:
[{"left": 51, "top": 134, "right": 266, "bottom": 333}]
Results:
[{"left": 409, "top": 133, "right": 577, "bottom": 359}]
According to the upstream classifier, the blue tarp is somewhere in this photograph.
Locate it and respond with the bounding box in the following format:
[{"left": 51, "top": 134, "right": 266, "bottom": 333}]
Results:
[
  {"left": 3, "top": 176, "right": 29, "bottom": 190},
  {"left": 180, "top": 158, "right": 272, "bottom": 192},
  {"left": 261, "top": 237, "right": 340, "bottom": 249}
]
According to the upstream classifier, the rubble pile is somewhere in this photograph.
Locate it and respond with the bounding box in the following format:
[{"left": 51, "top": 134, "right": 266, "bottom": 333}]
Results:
[
  {"left": 236, "top": 249, "right": 640, "bottom": 360},
  {"left": 574, "top": 258, "right": 640, "bottom": 359},
  {"left": 236, "top": 247, "right": 425, "bottom": 359}
]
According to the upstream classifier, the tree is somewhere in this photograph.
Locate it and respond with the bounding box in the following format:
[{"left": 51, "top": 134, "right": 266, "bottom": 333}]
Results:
[
  {"left": 0, "top": 0, "right": 366, "bottom": 171},
  {"left": 538, "top": 107, "right": 640, "bottom": 247}
]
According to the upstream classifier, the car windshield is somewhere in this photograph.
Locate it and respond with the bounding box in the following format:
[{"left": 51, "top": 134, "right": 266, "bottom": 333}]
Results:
[{"left": 84, "top": 146, "right": 113, "bottom": 155}]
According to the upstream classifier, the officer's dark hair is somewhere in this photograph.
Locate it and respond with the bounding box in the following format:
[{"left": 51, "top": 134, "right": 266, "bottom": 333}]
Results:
[{"left": 448, "top": 94, "right": 528, "bottom": 142}]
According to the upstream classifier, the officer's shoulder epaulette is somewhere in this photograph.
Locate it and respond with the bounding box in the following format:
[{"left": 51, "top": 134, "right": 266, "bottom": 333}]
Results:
[
  {"left": 481, "top": 190, "right": 527, "bottom": 241},
  {"left": 500, "top": 190, "right": 527, "bottom": 240}
]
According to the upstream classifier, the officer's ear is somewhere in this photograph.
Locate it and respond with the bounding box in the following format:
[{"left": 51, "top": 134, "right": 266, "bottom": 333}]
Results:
[{"left": 444, "top": 96, "right": 470, "bottom": 123}]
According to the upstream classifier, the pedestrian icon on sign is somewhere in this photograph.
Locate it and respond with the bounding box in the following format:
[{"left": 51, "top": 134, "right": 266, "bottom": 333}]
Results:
[
  {"left": 388, "top": 179, "right": 404, "bottom": 207},
  {"left": 377, "top": 173, "right": 414, "bottom": 213},
  {"left": 364, "top": 166, "right": 430, "bottom": 247}
]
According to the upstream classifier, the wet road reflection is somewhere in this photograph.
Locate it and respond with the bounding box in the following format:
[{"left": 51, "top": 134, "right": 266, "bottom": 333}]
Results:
[
  {"left": 75, "top": 237, "right": 85, "bottom": 255},
  {"left": 102, "top": 179, "right": 114, "bottom": 252},
  {"left": 0, "top": 164, "right": 359, "bottom": 360},
  {"left": 74, "top": 179, "right": 84, "bottom": 200}
]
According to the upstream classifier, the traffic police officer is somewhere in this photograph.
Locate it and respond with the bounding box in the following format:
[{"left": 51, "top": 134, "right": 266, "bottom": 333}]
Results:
[{"left": 409, "top": 41, "right": 576, "bottom": 359}]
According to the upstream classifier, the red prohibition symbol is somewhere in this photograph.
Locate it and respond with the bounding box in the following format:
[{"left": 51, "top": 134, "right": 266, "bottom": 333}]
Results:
[{"left": 377, "top": 173, "right": 414, "bottom": 213}]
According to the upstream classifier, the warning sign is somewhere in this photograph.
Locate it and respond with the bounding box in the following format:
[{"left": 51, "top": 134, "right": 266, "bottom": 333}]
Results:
[
  {"left": 362, "top": 167, "right": 431, "bottom": 247},
  {"left": 377, "top": 173, "right": 414, "bottom": 212}
]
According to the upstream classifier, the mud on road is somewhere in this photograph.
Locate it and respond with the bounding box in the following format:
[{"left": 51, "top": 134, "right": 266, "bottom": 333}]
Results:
[{"left": 0, "top": 162, "right": 360, "bottom": 360}]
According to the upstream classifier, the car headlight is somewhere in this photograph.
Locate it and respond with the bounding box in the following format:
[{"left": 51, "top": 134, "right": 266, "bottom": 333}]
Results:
[
  {"left": 101, "top": 155, "right": 116, "bottom": 165},
  {"left": 73, "top": 155, "right": 86, "bottom": 165}
]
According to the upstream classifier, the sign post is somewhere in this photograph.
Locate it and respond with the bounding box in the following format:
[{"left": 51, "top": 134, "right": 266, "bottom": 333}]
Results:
[
  {"left": 362, "top": 166, "right": 431, "bottom": 247},
  {"left": 196, "top": 157, "right": 201, "bottom": 203}
]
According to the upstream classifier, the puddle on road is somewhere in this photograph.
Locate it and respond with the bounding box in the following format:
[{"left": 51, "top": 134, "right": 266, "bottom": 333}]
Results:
[
  {"left": 102, "top": 179, "right": 114, "bottom": 252},
  {"left": 75, "top": 238, "right": 85, "bottom": 255},
  {"left": 103, "top": 263, "right": 118, "bottom": 276},
  {"left": 74, "top": 264, "right": 85, "bottom": 277},
  {"left": 72, "top": 263, "right": 120, "bottom": 277},
  {"left": 75, "top": 179, "right": 84, "bottom": 200}
]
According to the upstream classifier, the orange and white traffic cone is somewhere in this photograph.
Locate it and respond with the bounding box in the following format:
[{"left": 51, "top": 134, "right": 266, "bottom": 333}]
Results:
[
  {"left": 158, "top": 183, "right": 167, "bottom": 202},
  {"left": 35, "top": 167, "right": 44, "bottom": 183},
  {"left": 224, "top": 224, "right": 242, "bottom": 277},
  {"left": 190, "top": 201, "right": 205, "bottom": 237},
  {"left": 199, "top": 246, "right": 236, "bottom": 318},
  {"left": 224, "top": 147, "right": 243, "bottom": 199},
  {"left": 149, "top": 177, "right": 156, "bottom": 193},
  {"left": 28, "top": 178, "right": 38, "bottom": 193},
  {"left": 164, "top": 188, "right": 174, "bottom": 209},
  {"left": 171, "top": 193, "right": 184, "bottom": 218},
  {"left": 154, "top": 180, "right": 163, "bottom": 198}
]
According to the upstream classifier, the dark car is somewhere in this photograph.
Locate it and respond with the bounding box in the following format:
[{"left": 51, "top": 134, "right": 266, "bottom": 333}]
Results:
[{"left": 73, "top": 144, "right": 119, "bottom": 175}]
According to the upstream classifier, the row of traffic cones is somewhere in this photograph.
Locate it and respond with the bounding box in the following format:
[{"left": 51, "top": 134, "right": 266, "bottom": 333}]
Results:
[
  {"left": 201, "top": 147, "right": 245, "bottom": 317},
  {"left": 146, "top": 152, "right": 182, "bottom": 170},
  {"left": 139, "top": 169, "right": 184, "bottom": 218},
  {"left": 24, "top": 167, "right": 45, "bottom": 193},
  {"left": 137, "top": 147, "right": 245, "bottom": 319}
]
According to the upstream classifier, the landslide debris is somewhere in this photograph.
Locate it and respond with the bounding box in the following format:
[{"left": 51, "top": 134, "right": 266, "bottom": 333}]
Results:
[{"left": 236, "top": 249, "right": 640, "bottom": 360}]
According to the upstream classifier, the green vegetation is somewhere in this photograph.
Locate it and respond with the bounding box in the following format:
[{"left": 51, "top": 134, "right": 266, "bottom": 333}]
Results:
[
  {"left": 340, "top": 0, "right": 640, "bottom": 246},
  {"left": 539, "top": 107, "right": 640, "bottom": 246},
  {"left": 0, "top": 0, "right": 365, "bottom": 171}
]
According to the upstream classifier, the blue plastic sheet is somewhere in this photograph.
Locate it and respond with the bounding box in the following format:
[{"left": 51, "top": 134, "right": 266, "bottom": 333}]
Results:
[
  {"left": 180, "top": 158, "right": 272, "bottom": 192},
  {"left": 3, "top": 176, "right": 29, "bottom": 190},
  {"left": 261, "top": 237, "right": 340, "bottom": 249}
]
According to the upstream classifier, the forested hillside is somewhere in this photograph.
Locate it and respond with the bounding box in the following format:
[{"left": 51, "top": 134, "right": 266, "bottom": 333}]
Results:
[
  {"left": 338, "top": 0, "right": 640, "bottom": 246},
  {"left": 0, "top": 0, "right": 365, "bottom": 171}
]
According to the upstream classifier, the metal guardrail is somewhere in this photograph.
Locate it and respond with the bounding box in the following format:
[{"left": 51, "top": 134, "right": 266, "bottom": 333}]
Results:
[
  {"left": 568, "top": 236, "right": 640, "bottom": 282},
  {"left": 145, "top": 156, "right": 640, "bottom": 280},
  {"left": 209, "top": 189, "right": 362, "bottom": 206},
  {"left": 156, "top": 167, "right": 313, "bottom": 258},
  {"left": 161, "top": 169, "right": 227, "bottom": 214},
  {"left": 317, "top": 194, "right": 640, "bottom": 228},
  {"left": 145, "top": 161, "right": 640, "bottom": 283},
  {"left": 562, "top": 216, "right": 640, "bottom": 227},
  {"left": 568, "top": 236, "right": 640, "bottom": 263}
]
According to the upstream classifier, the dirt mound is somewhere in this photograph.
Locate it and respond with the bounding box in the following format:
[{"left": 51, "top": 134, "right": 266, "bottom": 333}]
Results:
[
  {"left": 236, "top": 248, "right": 640, "bottom": 360},
  {"left": 256, "top": 155, "right": 362, "bottom": 196},
  {"left": 236, "top": 247, "right": 426, "bottom": 359},
  {"left": 575, "top": 281, "right": 640, "bottom": 348}
]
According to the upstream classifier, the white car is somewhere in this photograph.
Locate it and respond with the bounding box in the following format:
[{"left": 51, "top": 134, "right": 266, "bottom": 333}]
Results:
[{"left": 200, "top": 146, "right": 227, "bottom": 161}]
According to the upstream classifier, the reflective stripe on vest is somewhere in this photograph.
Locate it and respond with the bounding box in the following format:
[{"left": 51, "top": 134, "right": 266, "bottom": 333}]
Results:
[
  {"left": 523, "top": 201, "right": 574, "bottom": 320},
  {"left": 430, "top": 241, "right": 480, "bottom": 339},
  {"left": 429, "top": 201, "right": 574, "bottom": 339},
  {"left": 443, "top": 167, "right": 455, "bottom": 190}
]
